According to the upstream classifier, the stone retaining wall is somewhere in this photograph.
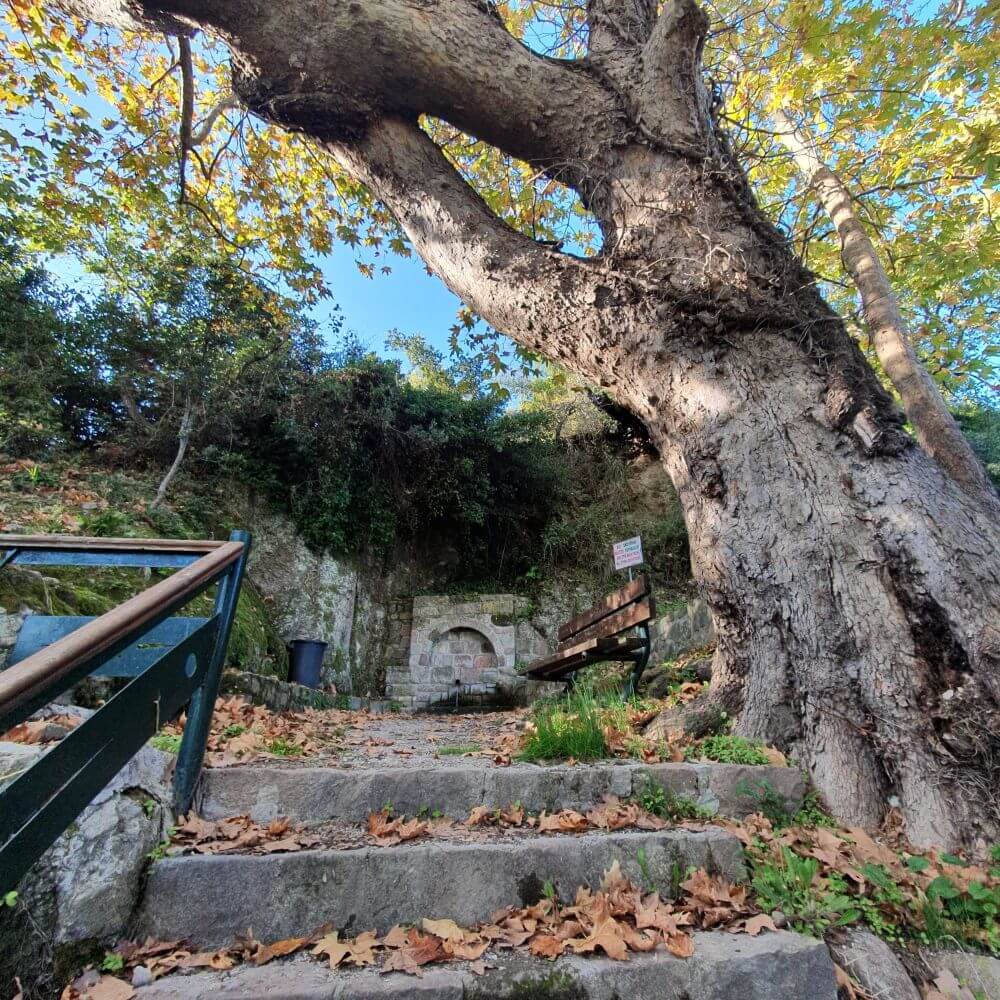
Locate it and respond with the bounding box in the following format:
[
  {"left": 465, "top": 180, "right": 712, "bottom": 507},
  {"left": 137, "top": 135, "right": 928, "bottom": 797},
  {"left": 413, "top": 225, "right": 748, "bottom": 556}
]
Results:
[
  {"left": 651, "top": 598, "right": 715, "bottom": 662},
  {"left": 220, "top": 670, "right": 342, "bottom": 712}
]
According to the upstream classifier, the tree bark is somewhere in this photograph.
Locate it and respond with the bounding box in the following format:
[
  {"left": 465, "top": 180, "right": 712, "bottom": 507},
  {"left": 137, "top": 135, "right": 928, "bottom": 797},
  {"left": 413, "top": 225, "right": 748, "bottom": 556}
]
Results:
[
  {"left": 773, "top": 109, "right": 997, "bottom": 510},
  {"left": 57, "top": 0, "right": 1000, "bottom": 848}
]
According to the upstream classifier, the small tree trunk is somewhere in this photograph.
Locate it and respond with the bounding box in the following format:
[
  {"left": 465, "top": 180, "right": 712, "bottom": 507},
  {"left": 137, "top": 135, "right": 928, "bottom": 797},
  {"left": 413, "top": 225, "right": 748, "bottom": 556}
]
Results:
[
  {"left": 772, "top": 109, "right": 997, "bottom": 510},
  {"left": 150, "top": 398, "right": 194, "bottom": 511}
]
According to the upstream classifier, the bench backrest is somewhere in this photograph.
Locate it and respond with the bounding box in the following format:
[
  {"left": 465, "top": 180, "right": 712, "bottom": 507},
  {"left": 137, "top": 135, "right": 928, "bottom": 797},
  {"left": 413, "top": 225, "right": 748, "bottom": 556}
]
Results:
[{"left": 558, "top": 575, "right": 655, "bottom": 649}]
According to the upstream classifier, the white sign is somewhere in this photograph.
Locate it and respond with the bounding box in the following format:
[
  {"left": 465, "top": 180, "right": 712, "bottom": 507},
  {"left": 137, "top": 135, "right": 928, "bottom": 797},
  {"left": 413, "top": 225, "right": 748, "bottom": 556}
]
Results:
[{"left": 612, "top": 536, "right": 644, "bottom": 570}]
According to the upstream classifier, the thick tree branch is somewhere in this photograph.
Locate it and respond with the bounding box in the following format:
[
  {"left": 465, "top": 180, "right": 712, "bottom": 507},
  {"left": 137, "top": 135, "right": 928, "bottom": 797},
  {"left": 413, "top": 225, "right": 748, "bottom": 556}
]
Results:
[
  {"left": 61, "top": 0, "right": 626, "bottom": 178},
  {"left": 635, "top": 0, "right": 714, "bottom": 152},
  {"left": 329, "top": 117, "right": 638, "bottom": 382},
  {"left": 774, "top": 109, "right": 997, "bottom": 508}
]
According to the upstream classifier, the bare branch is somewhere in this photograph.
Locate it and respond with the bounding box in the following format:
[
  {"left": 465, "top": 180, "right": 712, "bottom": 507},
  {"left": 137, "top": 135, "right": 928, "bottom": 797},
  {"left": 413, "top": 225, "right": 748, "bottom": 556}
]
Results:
[
  {"left": 190, "top": 93, "right": 237, "bottom": 147},
  {"left": 151, "top": 397, "right": 195, "bottom": 510}
]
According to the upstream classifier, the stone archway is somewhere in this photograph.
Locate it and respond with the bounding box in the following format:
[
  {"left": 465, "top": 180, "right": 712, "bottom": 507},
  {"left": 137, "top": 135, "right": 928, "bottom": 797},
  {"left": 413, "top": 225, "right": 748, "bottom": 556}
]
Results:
[{"left": 397, "top": 596, "right": 518, "bottom": 708}]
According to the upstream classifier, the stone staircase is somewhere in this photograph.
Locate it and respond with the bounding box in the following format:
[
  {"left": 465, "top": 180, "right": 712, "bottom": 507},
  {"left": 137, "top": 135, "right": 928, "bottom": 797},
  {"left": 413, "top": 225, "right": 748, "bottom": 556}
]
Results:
[{"left": 131, "top": 758, "right": 840, "bottom": 1000}]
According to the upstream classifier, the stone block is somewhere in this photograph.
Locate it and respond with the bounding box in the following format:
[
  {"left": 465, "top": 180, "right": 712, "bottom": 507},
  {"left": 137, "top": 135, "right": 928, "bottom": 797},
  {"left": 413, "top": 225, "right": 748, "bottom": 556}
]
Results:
[
  {"left": 137, "top": 828, "right": 744, "bottom": 947},
  {"left": 701, "top": 764, "right": 806, "bottom": 817},
  {"left": 0, "top": 741, "right": 44, "bottom": 788},
  {"left": 925, "top": 950, "right": 1000, "bottom": 1000},
  {"left": 135, "top": 931, "right": 836, "bottom": 1000},
  {"left": 637, "top": 763, "right": 700, "bottom": 802},
  {"left": 827, "top": 930, "right": 919, "bottom": 1000}
]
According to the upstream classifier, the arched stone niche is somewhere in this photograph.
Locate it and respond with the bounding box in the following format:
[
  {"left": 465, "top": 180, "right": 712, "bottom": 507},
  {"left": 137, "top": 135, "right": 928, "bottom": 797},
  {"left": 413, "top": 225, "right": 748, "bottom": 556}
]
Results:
[
  {"left": 403, "top": 597, "right": 518, "bottom": 708},
  {"left": 429, "top": 626, "right": 498, "bottom": 689}
]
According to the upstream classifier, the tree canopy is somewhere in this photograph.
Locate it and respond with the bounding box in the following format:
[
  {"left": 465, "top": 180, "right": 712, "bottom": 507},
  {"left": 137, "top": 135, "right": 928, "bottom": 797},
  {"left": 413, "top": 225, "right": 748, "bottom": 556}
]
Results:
[{"left": 1, "top": 0, "right": 996, "bottom": 396}]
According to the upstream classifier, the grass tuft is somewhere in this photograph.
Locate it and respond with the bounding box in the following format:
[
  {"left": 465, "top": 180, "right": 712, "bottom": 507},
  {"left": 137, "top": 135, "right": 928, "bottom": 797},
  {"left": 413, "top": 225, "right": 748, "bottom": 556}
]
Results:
[{"left": 519, "top": 683, "right": 614, "bottom": 762}]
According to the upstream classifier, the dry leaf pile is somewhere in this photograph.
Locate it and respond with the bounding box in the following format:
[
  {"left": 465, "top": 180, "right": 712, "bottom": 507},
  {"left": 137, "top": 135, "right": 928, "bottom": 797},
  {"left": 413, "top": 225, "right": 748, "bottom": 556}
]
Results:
[
  {"left": 166, "top": 814, "right": 320, "bottom": 856},
  {"left": 162, "top": 697, "right": 346, "bottom": 766},
  {"left": 2, "top": 713, "right": 81, "bottom": 745},
  {"left": 366, "top": 810, "right": 437, "bottom": 847},
  {"left": 71, "top": 861, "right": 776, "bottom": 994},
  {"left": 359, "top": 796, "right": 685, "bottom": 850},
  {"left": 466, "top": 795, "right": 674, "bottom": 834}
]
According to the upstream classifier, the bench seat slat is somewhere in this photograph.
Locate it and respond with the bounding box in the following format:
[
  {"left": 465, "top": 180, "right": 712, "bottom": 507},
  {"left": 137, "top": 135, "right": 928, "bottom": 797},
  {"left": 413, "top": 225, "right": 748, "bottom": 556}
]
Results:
[{"left": 519, "top": 636, "right": 647, "bottom": 680}]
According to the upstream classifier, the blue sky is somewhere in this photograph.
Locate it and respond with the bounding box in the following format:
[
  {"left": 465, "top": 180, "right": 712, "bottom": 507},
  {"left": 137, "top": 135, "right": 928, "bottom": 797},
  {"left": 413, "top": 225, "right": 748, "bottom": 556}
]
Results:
[{"left": 309, "top": 243, "right": 468, "bottom": 363}]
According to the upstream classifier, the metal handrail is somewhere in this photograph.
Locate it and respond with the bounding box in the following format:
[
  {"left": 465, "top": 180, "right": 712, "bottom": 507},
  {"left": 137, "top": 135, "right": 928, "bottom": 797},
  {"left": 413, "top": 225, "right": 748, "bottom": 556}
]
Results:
[
  {"left": 0, "top": 541, "right": 243, "bottom": 720},
  {"left": 0, "top": 534, "right": 228, "bottom": 553},
  {"left": 0, "top": 530, "right": 251, "bottom": 893}
]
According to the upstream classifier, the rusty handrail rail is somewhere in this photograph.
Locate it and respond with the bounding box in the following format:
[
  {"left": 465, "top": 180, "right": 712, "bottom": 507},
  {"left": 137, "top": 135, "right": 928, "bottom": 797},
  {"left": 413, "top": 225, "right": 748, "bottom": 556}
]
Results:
[
  {"left": 0, "top": 534, "right": 226, "bottom": 553},
  {"left": 0, "top": 540, "right": 243, "bottom": 720}
]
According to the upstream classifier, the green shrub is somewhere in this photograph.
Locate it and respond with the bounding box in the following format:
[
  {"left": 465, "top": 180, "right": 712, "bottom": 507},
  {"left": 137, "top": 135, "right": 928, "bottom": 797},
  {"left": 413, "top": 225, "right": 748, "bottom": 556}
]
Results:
[
  {"left": 954, "top": 405, "right": 1000, "bottom": 487},
  {"left": 150, "top": 733, "right": 182, "bottom": 754},
  {"left": 923, "top": 874, "right": 1000, "bottom": 953},
  {"left": 751, "top": 847, "right": 856, "bottom": 936}
]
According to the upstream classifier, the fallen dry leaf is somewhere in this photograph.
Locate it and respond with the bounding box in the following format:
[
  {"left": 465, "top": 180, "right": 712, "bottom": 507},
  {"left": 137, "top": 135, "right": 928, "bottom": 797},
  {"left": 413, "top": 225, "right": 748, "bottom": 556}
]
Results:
[
  {"left": 529, "top": 934, "right": 566, "bottom": 959},
  {"left": 254, "top": 937, "right": 309, "bottom": 966},
  {"left": 742, "top": 913, "right": 777, "bottom": 936},
  {"left": 567, "top": 917, "right": 629, "bottom": 961},
  {"left": 82, "top": 977, "right": 135, "bottom": 1000},
  {"left": 421, "top": 918, "right": 466, "bottom": 942}
]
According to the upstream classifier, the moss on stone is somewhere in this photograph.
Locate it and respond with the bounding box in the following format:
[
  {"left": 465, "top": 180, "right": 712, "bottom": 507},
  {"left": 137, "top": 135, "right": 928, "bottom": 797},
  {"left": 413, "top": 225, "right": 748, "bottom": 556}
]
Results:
[
  {"left": 469, "top": 970, "right": 586, "bottom": 1000},
  {"left": 227, "top": 583, "right": 289, "bottom": 678}
]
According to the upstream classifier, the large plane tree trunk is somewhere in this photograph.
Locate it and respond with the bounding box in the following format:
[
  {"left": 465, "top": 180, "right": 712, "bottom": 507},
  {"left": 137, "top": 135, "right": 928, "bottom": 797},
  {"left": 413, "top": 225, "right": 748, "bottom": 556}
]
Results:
[{"left": 62, "top": 0, "right": 1000, "bottom": 848}]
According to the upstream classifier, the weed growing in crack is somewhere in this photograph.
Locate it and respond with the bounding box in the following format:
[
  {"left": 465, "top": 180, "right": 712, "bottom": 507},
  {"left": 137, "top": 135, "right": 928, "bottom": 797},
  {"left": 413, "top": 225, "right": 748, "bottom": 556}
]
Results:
[
  {"left": 684, "top": 734, "right": 770, "bottom": 766},
  {"left": 635, "top": 775, "right": 713, "bottom": 822},
  {"left": 149, "top": 733, "right": 182, "bottom": 754}
]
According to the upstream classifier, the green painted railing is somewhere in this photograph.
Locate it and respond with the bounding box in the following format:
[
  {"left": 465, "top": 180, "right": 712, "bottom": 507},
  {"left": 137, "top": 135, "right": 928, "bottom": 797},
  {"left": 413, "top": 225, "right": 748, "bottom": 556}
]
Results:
[{"left": 0, "top": 529, "right": 250, "bottom": 894}]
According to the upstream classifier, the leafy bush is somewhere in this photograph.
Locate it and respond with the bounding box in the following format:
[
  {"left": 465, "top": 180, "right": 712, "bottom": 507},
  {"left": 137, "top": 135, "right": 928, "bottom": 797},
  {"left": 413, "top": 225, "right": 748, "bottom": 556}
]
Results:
[
  {"left": 751, "top": 847, "right": 856, "bottom": 936},
  {"left": 747, "top": 828, "right": 1000, "bottom": 955},
  {"left": 228, "top": 352, "right": 570, "bottom": 584},
  {"left": 953, "top": 405, "right": 1000, "bottom": 487},
  {"left": 923, "top": 873, "right": 1000, "bottom": 953},
  {"left": 150, "top": 733, "right": 182, "bottom": 753}
]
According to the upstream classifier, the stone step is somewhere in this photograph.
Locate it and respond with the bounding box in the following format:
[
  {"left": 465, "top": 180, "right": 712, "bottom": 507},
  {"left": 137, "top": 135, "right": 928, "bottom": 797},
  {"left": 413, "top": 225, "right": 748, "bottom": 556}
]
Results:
[
  {"left": 137, "top": 828, "right": 744, "bottom": 949},
  {"left": 196, "top": 761, "right": 804, "bottom": 825},
  {"left": 135, "top": 932, "right": 837, "bottom": 1000}
]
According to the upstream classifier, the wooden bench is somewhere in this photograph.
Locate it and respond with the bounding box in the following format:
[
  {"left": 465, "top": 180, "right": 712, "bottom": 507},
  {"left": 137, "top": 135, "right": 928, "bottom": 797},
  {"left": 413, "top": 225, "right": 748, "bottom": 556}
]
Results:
[{"left": 518, "top": 575, "right": 655, "bottom": 693}]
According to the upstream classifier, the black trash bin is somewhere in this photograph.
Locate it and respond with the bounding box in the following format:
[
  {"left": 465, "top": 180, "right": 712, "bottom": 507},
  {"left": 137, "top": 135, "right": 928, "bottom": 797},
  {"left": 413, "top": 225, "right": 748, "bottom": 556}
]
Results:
[{"left": 289, "top": 639, "right": 327, "bottom": 689}]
